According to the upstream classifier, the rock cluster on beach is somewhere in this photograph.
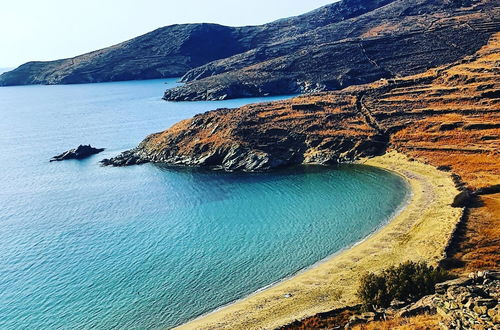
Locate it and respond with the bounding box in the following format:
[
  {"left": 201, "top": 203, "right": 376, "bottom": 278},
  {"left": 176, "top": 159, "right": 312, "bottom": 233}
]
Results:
[
  {"left": 433, "top": 271, "right": 499, "bottom": 329},
  {"left": 50, "top": 145, "right": 104, "bottom": 162}
]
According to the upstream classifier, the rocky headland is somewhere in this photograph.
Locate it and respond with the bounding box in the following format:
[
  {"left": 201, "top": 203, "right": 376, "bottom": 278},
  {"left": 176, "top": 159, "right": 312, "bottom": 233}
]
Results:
[
  {"left": 103, "top": 32, "right": 499, "bottom": 178},
  {"left": 164, "top": 0, "right": 499, "bottom": 101}
]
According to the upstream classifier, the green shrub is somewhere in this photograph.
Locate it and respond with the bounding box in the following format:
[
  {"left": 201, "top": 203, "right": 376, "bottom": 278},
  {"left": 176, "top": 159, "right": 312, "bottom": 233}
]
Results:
[{"left": 357, "top": 261, "right": 451, "bottom": 310}]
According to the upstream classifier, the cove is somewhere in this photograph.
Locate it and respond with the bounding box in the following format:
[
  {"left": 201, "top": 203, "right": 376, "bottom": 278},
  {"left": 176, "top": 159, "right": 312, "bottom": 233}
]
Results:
[{"left": 0, "top": 79, "right": 408, "bottom": 329}]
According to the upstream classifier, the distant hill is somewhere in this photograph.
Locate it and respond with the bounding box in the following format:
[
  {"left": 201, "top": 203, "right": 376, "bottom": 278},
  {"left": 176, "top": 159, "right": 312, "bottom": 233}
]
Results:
[
  {"left": 1, "top": 0, "right": 498, "bottom": 102},
  {"left": 0, "top": 0, "right": 393, "bottom": 86}
]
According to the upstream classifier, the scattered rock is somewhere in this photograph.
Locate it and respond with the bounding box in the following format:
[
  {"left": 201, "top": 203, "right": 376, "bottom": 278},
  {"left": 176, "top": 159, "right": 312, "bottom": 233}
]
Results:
[{"left": 397, "top": 295, "right": 436, "bottom": 318}]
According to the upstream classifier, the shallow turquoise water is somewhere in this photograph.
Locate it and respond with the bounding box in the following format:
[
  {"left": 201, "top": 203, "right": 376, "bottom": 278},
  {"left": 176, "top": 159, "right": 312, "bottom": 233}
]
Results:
[{"left": 0, "top": 79, "right": 408, "bottom": 329}]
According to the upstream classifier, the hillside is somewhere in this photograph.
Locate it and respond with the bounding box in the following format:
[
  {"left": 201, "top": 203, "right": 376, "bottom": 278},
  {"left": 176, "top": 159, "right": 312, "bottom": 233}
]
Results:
[
  {"left": 103, "top": 33, "right": 499, "bottom": 176},
  {"left": 0, "top": 0, "right": 393, "bottom": 86},
  {"left": 164, "top": 0, "right": 499, "bottom": 100},
  {"left": 102, "top": 32, "right": 499, "bottom": 329},
  {"left": 2, "top": 0, "right": 498, "bottom": 98}
]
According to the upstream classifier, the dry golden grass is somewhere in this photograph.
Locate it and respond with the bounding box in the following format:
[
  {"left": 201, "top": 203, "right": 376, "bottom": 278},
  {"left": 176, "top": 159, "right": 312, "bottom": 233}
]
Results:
[
  {"left": 352, "top": 314, "right": 443, "bottom": 330},
  {"left": 453, "top": 193, "right": 500, "bottom": 273}
]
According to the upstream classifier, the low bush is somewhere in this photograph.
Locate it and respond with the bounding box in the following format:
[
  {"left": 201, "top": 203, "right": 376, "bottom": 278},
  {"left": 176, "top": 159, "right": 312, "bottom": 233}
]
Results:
[{"left": 357, "top": 261, "right": 452, "bottom": 310}]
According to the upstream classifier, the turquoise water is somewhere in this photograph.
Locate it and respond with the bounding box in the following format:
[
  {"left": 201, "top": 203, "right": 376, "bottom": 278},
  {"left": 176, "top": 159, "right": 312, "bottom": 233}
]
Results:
[{"left": 0, "top": 79, "right": 408, "bottom": 329}]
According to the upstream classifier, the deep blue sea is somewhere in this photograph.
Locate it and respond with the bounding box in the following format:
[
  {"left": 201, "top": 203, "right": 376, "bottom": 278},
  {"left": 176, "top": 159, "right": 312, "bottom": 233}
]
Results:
[{"left": 0, "top": 79, "right": 408, "bottom": 329}]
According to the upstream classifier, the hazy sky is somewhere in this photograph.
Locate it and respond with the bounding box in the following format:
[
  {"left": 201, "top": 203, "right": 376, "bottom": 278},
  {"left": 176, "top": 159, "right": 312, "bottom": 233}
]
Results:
[{"left": 0, "top": 0, "right": 336, "bottom": 68}]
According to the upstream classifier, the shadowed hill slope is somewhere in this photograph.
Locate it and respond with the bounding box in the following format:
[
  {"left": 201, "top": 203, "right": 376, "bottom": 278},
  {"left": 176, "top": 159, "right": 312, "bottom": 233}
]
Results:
[
  {"left": 0, "top": 24, "right": 249, "bottom": 85},
  {"left": 0, "top": 0, "right": 394, "bottom": 86},
  {"left": 164, "top": 0, "right": 499, "bottom": 100}
]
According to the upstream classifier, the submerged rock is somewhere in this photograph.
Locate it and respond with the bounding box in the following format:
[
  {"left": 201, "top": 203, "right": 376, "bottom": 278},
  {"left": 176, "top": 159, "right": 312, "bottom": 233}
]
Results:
[{"left": 50, "top": 145, "right": 105, "bottom": 162}]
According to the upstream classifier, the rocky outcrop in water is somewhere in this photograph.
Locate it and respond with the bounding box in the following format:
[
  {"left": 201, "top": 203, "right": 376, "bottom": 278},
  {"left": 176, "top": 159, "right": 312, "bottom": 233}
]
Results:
[{"left": 50, "top": 145, "right": 104, "bottom": 162}]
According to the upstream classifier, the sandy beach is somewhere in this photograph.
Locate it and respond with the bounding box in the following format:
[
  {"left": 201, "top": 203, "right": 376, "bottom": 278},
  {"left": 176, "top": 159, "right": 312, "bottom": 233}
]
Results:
[{"left": 176, "top": 151, "right": 462, "bottom": 330}]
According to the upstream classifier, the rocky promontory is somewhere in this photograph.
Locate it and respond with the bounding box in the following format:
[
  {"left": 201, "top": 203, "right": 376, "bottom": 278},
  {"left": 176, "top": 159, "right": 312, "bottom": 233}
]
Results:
[
  {"left": 102, "top": 32, "right": 499, "bottom": 177},
  {"left": 164, "top": 0, "right": 499, "bottom": 101}
]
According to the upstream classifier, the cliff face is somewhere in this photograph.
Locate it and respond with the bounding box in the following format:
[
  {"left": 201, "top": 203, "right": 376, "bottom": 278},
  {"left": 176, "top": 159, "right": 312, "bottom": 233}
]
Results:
[
  {"left": 0, "top": 0, "right": 394, "bottom": 86},
  {"left": 103, "top": 33, "right": 499, "bottom": 177}
]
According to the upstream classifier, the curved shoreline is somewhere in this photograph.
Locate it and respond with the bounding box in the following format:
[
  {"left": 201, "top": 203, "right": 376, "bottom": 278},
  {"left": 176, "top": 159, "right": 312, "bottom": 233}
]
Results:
[{"left": 175, "top": 151, "right": 462, "bottom": 330}]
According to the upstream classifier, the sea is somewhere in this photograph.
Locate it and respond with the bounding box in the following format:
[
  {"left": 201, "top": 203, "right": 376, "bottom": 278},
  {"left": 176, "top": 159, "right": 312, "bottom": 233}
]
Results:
[{"left": 0, "top": 78, "right": 408, "bottom": 329}]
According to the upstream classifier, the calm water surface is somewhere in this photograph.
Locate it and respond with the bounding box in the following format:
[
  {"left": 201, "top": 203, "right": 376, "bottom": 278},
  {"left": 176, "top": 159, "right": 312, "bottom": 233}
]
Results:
[{"left": 0, "top": 79, "right": 408, "bottom": 329}]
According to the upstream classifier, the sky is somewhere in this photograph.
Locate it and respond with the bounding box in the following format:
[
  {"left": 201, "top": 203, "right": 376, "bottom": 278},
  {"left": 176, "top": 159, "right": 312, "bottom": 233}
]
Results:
[{"left": 0, "top": 0, "right": 336, "bottom": 68}]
